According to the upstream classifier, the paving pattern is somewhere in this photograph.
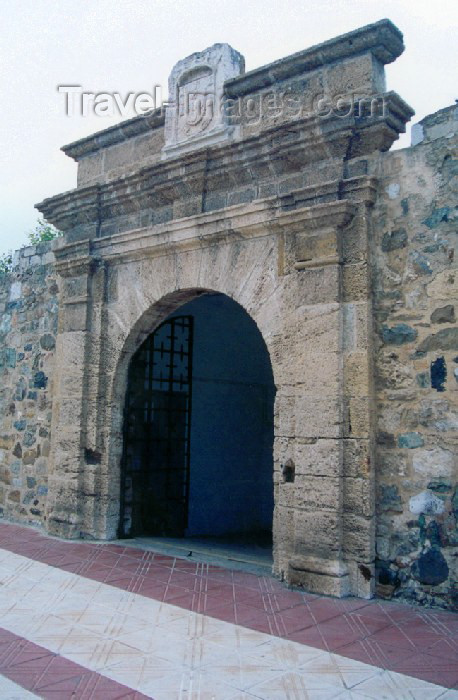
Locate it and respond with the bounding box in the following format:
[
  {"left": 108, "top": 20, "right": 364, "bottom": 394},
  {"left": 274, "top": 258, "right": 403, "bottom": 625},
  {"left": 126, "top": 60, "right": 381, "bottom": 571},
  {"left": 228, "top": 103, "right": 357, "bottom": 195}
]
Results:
[{"left": 0, "top": 522, "right": 456, "bottom": 699}]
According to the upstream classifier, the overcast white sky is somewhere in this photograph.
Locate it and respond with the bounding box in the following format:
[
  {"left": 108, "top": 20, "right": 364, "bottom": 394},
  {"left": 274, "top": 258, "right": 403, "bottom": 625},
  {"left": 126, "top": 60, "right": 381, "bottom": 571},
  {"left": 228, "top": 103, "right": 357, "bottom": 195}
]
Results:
[{"left": 0, "top": 0, "right": 457, "bottom": 255}]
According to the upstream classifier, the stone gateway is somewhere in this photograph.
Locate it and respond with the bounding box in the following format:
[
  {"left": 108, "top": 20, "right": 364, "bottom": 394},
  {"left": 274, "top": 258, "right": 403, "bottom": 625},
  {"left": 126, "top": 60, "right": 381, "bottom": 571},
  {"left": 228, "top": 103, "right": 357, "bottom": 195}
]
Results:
[{"left": 0, "top": 20, "right": 456, "bottom": 609}]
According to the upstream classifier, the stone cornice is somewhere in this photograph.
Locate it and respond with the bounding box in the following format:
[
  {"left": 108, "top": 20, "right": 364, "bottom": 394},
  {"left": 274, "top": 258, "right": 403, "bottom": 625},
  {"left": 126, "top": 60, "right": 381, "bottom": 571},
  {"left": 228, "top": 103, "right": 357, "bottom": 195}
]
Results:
[
  {"left": 225, "top": 19, "right": 404, "bottom": 98},
  {"left": 52, "top": 197, "right": 356, "bottom": 273},
  {"left": 341, "top": 176, "right": 378, "bottom": 205},
  {"left": 36, "top": 92, "right": 410, "bottom": 233},
  {"left": 53, "top": 239, "right": 97, "bottom": 278},
  {"left": 61, "top": 109, "right": 164, "bottom": 161}
]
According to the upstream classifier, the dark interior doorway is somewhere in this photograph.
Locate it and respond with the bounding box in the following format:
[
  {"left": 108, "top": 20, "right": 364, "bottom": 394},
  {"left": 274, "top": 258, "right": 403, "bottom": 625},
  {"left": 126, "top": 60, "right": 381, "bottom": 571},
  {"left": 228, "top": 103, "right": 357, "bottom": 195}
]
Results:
[
  {"left": 119, "top": 292, "right": 275, "bottom": 551},
  {"left": 119, "top": 316, "right": 193, "bottom": 537}
]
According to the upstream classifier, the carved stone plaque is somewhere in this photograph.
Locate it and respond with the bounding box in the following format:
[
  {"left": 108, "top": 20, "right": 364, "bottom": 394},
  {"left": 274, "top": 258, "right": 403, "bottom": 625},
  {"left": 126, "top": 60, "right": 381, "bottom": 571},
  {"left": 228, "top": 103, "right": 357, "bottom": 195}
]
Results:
[{"left": 162, "top": 43, "right": 244, "bottom": 159}]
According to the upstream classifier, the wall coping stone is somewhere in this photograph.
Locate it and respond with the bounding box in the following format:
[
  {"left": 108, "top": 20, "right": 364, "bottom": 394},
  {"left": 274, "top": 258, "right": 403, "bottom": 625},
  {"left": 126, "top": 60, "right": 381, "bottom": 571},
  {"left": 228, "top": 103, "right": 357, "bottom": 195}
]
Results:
[{"left": 225, "top": 18, "right": 403, "bottom": 98}]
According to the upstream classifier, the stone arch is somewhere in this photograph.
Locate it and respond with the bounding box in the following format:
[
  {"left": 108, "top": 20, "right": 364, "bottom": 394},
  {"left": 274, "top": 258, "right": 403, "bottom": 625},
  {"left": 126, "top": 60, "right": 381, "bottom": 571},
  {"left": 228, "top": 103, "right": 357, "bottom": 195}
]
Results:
[{"left": 105, "top": 286, "right": 277, "bottom": 542}]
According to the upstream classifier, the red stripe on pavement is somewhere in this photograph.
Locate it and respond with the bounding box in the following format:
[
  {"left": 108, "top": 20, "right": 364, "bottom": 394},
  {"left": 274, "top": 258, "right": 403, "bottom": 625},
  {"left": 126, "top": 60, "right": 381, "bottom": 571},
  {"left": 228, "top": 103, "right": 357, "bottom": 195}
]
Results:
[
  {"left": 0, "top": 626, "right": 150, "bottom": 699},
  {"left": 0, "top": 522, "right": 456, "bottom": 689}
]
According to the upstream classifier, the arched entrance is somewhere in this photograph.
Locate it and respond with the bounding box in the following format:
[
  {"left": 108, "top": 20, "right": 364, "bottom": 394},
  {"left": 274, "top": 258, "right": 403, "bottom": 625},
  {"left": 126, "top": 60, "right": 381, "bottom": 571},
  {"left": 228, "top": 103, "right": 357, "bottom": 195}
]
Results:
[{"left": 118, "top": 292, "right": 275, "bottom": 555}]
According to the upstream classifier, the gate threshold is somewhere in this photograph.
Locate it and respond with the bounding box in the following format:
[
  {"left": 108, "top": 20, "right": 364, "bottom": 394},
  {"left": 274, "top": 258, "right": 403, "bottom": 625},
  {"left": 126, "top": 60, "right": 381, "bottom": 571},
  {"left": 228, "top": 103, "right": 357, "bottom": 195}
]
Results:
[{"left": 120, "top": 535, "right": 273, "bottom": 577}]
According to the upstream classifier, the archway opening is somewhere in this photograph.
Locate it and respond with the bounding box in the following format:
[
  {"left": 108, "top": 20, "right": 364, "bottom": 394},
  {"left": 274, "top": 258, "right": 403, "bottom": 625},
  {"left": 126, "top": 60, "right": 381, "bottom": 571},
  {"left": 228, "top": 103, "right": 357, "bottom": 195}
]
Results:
[{"left": 118, "top": 292, "right": 275, "bottom": 560}]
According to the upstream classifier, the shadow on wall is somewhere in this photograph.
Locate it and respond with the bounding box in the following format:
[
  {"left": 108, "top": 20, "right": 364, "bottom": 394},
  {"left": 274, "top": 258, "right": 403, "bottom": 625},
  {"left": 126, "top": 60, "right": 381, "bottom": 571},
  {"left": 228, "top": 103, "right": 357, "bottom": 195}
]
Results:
[{"left": 168, "top": 293, "right": 275, "bottom": 537}]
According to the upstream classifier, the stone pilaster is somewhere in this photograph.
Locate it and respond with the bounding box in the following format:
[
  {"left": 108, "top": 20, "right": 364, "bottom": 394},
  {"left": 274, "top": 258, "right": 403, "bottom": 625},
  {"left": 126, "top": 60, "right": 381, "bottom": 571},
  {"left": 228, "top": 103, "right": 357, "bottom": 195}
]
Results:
[{"left": 45, "top": 241, "right": 96, "bottom": 537}]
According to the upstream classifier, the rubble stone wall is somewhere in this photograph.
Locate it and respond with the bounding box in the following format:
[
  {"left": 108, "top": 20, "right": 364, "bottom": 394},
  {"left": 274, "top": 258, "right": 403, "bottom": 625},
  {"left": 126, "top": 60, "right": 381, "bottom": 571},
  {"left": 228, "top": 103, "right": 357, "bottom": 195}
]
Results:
[
  {"left": 0, "top": 242, "right": 58, "bottom": 526},
  {"left": 372, "top": 105, "right": 457, "bottom": 609}
]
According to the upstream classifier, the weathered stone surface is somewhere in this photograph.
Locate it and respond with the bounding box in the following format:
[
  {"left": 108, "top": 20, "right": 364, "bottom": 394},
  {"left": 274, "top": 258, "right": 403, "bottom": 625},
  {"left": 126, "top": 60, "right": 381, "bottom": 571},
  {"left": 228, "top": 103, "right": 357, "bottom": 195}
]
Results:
[
  {"left": 427, "top": 479, "right": 452, "bottom": 493},
  {"left": 412, "top": 447, "right": 455, "bottom": 478},
  {"left": 372, "top": 100, "right": 457, "bottom": 609},
  {"left": 426, "top": 269, "right": 457, "bottom": 300},
  {"left": 381, "top": 228, "right": 408, "bottom": 252},
  {"left": 12, "top": 443, "right": 22, "bottom": 458},
  {"left": 430, "top": 356, "right": 447, "bottom": 392},
  {"left": 379, "top": 484, "right": 403, "bottom": 513},
  {"left": 423, "top": 207, "right": 451, "bottom": 229},
  {"left": 162, "top": 43, "right": 244, "bottom": 159},
  {"left": 418, "top": 328, "right": 458, "bottom": 352},
  {"left": 409, "top": 491, "right": 445, "bottom": 515},
  {"left": 430, "top": 305, "right": 455, "bottom": 324},
  {"left": 33, "top": 371, "right": 48, "bottom": 389},
  {"left": 381, "top": 324, "right": 418, "bottom": 345},
  {"left": 411, "top": 548, "right": 449, "bottom": 585},
  {"left": 0, "top": 241, "right": 57, "bottom": 523},
  {"left": 288, "top": 556, "right": 350, "bottom": 597},
  {"left": 416, "top": 371, "right": 429, "bottom": 388},
  {"left": 377, "top": 352, "right": 413, "bottom": 389},
  {"left": 39, "top": 333, "right": 56, "bottom": 350},
  {"left": 397, "top": 432, "right": 424, "bottom": 449},
  {"left": 294, "top": 439, "right": 342, "bottom": 477}
]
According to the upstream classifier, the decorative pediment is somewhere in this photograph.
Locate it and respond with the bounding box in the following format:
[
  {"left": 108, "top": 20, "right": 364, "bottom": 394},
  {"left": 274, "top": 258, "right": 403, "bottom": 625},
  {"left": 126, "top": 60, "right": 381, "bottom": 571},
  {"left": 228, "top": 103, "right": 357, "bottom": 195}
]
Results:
[{"left": 162, "top": 43, "right": 244, "bottom": 159}]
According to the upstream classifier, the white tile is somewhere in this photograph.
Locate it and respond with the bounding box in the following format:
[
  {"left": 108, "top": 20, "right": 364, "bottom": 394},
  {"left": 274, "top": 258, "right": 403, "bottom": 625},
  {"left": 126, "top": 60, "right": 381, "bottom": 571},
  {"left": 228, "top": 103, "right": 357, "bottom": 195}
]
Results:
[
  {"left": 38, "top": 567, "right": 74, "bottom": 588},
  {"left": 63, "top": 638, "right": 141, "bottom": 671},
  {"left": 202, "top": 625, "right": 272, "bottom": 653},
  {"left": 351, "top": 669, "right": 449, "bottom": 699},
  {"left": 199, "top": 653, "right": 282, "bottom": 691},
  {"left": 182, "top": 638, "right": 247, "bottom": 669},
  {"left": 108, "top": 595, "right": 163, "bottom": 621},
  {"left": 247, "top": 671, "right": 347, "bottom": 699},
  {"left": 155, "top": 610, "right": 215, "bottom": 638},
  {"left": 90, "top": 586, "right": 134, "bottom": 609},
  {"left": 64, "top": 577, "right": 102, "bottom": 597},
  {"left": 0, "top": 673, "right": 40, "bottom": 699},
  {"left": 246, "top": 638, "right": 325, "bottom": 671},
  {"left": 29, "top": 613, "right": 73, "bottom": 638},
  {"left": 137, "top": 666, "right": 242, "bottom": 700},
  {"left": 298, "top": 652, "right": 382, "bottom": 690},
  {"left": 76, "top": 606, "right": 151, "bottom": 637},
  {"left": 142, "top": 601, "right": 191, "bottom": 627},
  {"left": 0, "top": 576, "right": 36, "bottom": 597},
  {"left": 103, "top": 653, "right": 175, "bottom": 688},
  {"left": 0, "top": 610, "right": 43, "bottom": 635},
  {"left": 58, "top": 628, "right": 106, "bottom": 655},
  {"left": 0, "top": 550, "right": 15, "bottom": 563}
]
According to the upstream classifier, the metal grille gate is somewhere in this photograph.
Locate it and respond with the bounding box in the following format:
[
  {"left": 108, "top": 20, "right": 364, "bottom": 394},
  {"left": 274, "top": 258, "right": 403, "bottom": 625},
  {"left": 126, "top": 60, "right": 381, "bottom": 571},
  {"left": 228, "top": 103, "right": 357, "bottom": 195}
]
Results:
[{"left": 119, "top": 316, "right": 194, "bottom": 537}]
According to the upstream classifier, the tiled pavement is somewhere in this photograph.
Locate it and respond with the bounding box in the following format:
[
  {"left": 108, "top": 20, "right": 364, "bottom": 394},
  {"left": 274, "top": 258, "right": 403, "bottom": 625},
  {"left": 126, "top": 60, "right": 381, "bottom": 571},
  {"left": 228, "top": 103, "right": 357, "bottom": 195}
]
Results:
[{"left": 0, "top": 523, "right": 456, "bottom": 699}]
